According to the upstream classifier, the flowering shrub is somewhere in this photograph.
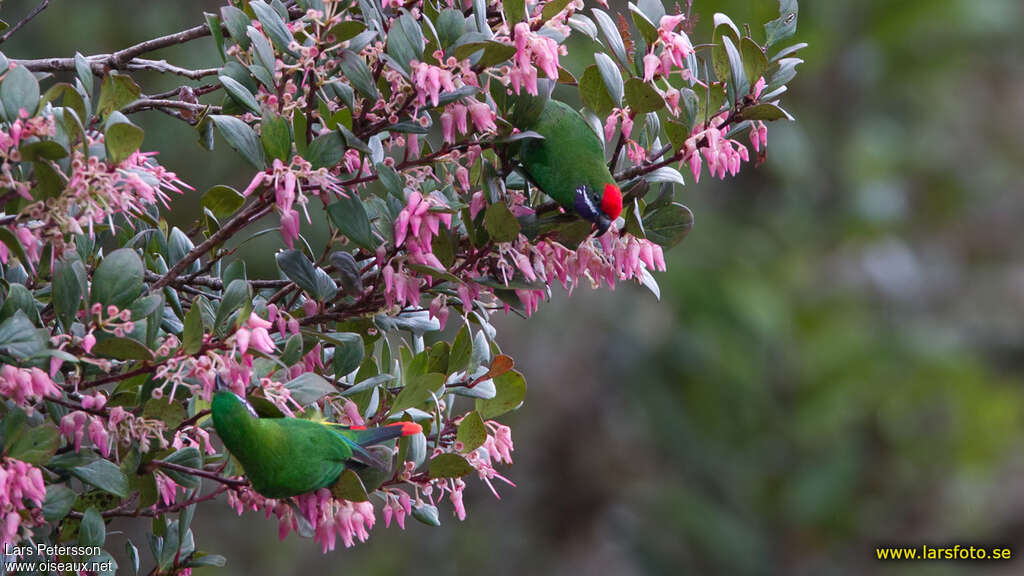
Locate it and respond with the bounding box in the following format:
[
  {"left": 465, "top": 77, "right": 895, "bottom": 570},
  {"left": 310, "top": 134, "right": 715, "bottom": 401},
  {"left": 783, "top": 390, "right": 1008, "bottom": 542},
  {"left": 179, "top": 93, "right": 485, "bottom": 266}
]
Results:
[{"left": 0, "top": 0, "right": 802, "bottom": 572}]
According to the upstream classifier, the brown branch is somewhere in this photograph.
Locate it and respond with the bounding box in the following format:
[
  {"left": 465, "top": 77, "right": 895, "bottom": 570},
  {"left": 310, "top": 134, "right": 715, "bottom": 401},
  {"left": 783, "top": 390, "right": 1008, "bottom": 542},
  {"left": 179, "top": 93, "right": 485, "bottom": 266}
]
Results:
[
  {"left": 151, "top": 459, "right": 248, "bottom": 488},
  {"left": 142, "top": 270, "right": 290, "bottom": 291},
  {"left": 150, "top": 197, "right": 274, "bottom": 291},
  {"left": 122, "top": 99, "right": 221, "bottom": 115},
  {"left": 0, "top": 0, "right": 48, "bottom": 45}
]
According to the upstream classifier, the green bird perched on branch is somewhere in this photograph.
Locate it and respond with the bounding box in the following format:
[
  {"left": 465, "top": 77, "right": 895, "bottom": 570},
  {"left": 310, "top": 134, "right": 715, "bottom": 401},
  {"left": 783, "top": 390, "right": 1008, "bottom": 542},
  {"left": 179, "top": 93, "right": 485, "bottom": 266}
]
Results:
[
  {"left": 519, "top": 99, "right": 624, "bottom": 236},
  {"left": 211, "top": 377, "right": 421, "bottom": 498}
]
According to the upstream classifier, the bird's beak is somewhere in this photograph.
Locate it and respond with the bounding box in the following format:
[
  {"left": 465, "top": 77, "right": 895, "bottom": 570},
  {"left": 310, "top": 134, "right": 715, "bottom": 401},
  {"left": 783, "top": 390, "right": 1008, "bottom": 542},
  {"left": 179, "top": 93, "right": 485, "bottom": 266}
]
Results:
[
  {"left": 594, "top": 214, "right": 612, "bottom": 237},
  {"left": 215, "top": 374, "right": 230, "bottom": 392}
]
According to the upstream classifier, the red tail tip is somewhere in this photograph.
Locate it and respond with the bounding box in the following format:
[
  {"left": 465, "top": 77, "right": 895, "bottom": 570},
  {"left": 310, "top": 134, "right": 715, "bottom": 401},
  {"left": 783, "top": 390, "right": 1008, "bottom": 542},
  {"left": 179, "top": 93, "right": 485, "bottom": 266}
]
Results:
[
  {"left": 350, "top": 425, "right": 367, "bottom": 430},
  {"left": 392, "top": 421, "right": 422, "bottom": 436}
]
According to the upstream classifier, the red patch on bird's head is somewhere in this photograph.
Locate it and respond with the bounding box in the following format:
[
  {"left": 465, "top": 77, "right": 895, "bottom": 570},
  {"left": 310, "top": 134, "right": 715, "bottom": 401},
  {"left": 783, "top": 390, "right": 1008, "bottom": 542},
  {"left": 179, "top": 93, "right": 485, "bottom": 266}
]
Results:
[{"left": 601, "top": 183, "right": 623, "bottom": 220}]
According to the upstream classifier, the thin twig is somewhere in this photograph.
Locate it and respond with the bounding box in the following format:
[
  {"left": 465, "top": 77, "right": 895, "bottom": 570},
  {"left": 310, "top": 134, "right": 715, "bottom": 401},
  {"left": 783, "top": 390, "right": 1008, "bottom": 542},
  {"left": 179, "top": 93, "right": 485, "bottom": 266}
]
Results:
[
  {"left": 151, "top": 459, "right": 248, "bottom": 488},
  {"left": 0, "top": 0, "right": 49, "bottom": 45},
  {"left": 122, "top": 99, "right": 220, "bottom": 115}
]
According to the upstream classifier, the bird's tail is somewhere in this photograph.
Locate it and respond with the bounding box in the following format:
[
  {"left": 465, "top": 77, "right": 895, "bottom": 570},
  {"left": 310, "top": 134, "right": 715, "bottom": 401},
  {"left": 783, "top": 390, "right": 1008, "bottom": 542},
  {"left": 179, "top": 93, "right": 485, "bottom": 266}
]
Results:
[
  {"left": 345, "top": 421, "right": 423, "bottom": 446},
  {"left": 323, "top": 421, "right": 423, "bottom": 470}
]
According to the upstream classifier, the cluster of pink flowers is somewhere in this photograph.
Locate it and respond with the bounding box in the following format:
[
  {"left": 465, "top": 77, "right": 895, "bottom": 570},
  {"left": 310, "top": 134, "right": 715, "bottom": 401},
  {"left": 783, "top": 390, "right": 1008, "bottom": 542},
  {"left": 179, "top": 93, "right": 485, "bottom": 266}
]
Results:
[
  {"left": 642, "top": 14, "right": 695, "bottom": 83},
  {"left": 60, "top": 138, "right": 189, "bottom": 237},
  {"left": 0, "top": 458, "right": 46, "bottom": 548},
  {"left": 508, "top": 22, "right": 563, "bottom": 95},
  {"left": 483, "top": 228, "right": 667, "bottom": 316},
  {"left": 682, "top": 111, "right": 751, "bottom": 182},
  {"left": 382, "top": 191, "right": 456, "bottom": 309},
  {"left": 410, "top": 60, "right": 458, "bottom": 109},
  {"left": 441, "top": 99, "right": 497, "bottom": 144},
  {"left": 227, "top": 486, "right": 378, "bottom": 553},
  {"left": 242, "top": 157, "right": 344, "bottom": 249},
  {"left": 59, "top": 392, "right": 168, "bottom": 458},
  {"left": 0, "top": 365, "right": 60, "bottom": 409},
  {"left": 0, "top": 107, "right": 55, "bottom": 199},
  {"left": 234, "top": 312, "right": 278, "bottom": 356}
]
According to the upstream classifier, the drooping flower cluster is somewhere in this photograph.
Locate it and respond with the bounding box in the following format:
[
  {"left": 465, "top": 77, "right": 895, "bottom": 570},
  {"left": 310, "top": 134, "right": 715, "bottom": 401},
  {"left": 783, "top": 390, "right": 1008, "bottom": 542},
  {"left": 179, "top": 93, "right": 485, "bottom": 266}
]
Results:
[
  {"left": 508, "top": 22, "right": 564, "bottom": 95},
  {"left": 242, "top": 157, "right": 344, "bottom": 249},
  {"left": 0, "top": 365, "right": 60, "bottom": 409},
  {"left": 0, "top": 458, "right": 47, "bottom": 548}
]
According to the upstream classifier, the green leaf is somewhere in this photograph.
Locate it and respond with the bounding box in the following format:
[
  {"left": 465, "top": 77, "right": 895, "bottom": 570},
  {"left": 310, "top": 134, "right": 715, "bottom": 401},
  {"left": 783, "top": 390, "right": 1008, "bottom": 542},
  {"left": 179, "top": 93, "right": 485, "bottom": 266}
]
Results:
[
  {"left": 0, "top": 284, "right": 36, "bottom": 324},
  {"left": 306, "top": 130, "right": 346, "bottom": 169},
  {"left": 721, "top": 35, "right": 749, "bottom": 103},
  {"left": 591, "top": 9, "right": 628, "bottom": 67},
  {"left": 456, "top": 410, "right": 486, "bottom": 452},
  {"left": 7, "top": 422, "right": 59, "bottom": 465},
  {"left": 0, "top": 310, "right": 44, "bottom": 358},
  {"left": 578, "top": 65, "right": 614, "bottom": 116},
  {"left": 483, "top": 202, "right": 521, "bottom": 243},
  {"left": 594, "top": 53, "right": 624, "bottom": 106},
  {"left": 476, "top": 369, "right": 526, "bottom": 419},
  {"left": 541, "top": 0, "right": 573, "bottom": 22},
  {"left": 43, "top": 484, "right": 77, "bottom": 523},
  {"left": 411, "top": 501, "right": 441, "bottom": 526},
  {"left": 205, "top": 12, "right": 227, "bottom": 60},
  {"left": 103, "top": 111, "right": 145, "bottom": 165},
  {"left": 220, "top": 75, "right": 261, "bottom": 114},
  {"left": 765, "top": 57, "right": 803, "bottom": 94},
  {"left": 91, "top": 336, "right": 154, "bottom": 361},
  {"left": 0, "top": 227, "right": 27, "bottom": 264},
  {"left": 53, "top": 256, "right": 86, "bottom": 329},
  {"left": 386, "top": 13, "right": 425, "bottom": 73},
  {"left": 391, "top": 373, "right": 445, "bottom": 414},
  {"left": 276, "top": 249, "right": 338, "bottom": 302},
  {"left": 91, "top": 248, "right": 144, "bottom": 309},
  {"left": 1, "top": 64, "right": 40, "bottom": 122},
  {"left": 220, "top": 5, "right": 253, "bottom": 49},
  {"left": 330, "top": 468, "right": 369, "bottom": 501},
  {"left": 339, "top": 50, "right": 379, "bottom": 100},
  {"left": 740, "top": 102, "right": 793, "bottom": 122},
  {"left": 624, "top": 78, "right": 664, "bottom": 114},
  {"left": 201, "top": 185, "right": 246, "bottom": 220},
  {"left": 214, "top": 279, "right": 251, "bottom": 332},
  {"left": 646, "top": 166, "right": 686, "bottom": 186},
  {"left": 449, "top": 326, "right": 471, "bottom": 373},
  {"left": 643, "top": 202, "right": 693, "bottom": 248},
  {"left": 211, "top": 115, "right": 266, "bottom": 169},
  {"left": 284, "top": 372, "right": 335, "bottom": 405},
  {"left": 332, "top": 332, "right": 365, "bottom": 377},
  {"left": 248, "top": 27, "right": 276, "bottom": 75},
  {"left": 19, "top": 140, "right": 67, "bottom": 162},
  {"left": 764, "top": 0, "right": 799, "bottom": 48},
  {"left": 329, "top": 20, "right": 367, "bottom": 43},
  {"left": 428, "top": 453, "right": 475, "bottom": 479},
  {"left": 503, "top": 0, "right": 526, "bottom": 24},
  {"left": 250, "top": 0, "right": 297, "bottom": 55},
  {"left": 182, "top": 298, "right": 205, "bottom": 355},
  {"left": 628, "top": 2, "right": 659, "bottom": 45},
  {"left": 71, "top": 459, "right": 130, "bottom": 497},
  {"left": 741, "top": 37, "right": 768, "bottom": 86},
  {"left": 79, "top": 507, "right": 106, "bottom": 547},
  {"left": 260, "top": 108, "right": 291, "bottom": 162},
  {"left": 326, "top": 195, "right": 375, "bottom": 250},
  {"left": 74, "top": 52, "right": 94, "bottom": 96},
  {"left": 162, "top": 447, "right": 202, "bottom": 489},
  {"left": 96, "top": 73, "right": 140, "bottom": 119}
]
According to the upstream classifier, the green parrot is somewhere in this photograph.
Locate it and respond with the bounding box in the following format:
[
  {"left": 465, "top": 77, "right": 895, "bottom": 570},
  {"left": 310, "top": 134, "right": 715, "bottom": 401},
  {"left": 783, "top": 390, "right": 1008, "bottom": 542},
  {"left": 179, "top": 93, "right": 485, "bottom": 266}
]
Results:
[
  {"left": 211, "top": 380, "right": 421, "bottom": 499},
  {"left": 519, "top": 99, "right": 624, "bottom": 235}
]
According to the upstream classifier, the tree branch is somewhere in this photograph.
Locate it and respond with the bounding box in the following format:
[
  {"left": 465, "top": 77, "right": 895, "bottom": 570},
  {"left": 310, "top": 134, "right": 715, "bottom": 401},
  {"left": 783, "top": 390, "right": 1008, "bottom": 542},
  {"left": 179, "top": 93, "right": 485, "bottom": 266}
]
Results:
[
  {"left": 151, "top": 459, "right": 248, "bottom": 488},
  {"left": 0, "top": 0, "right": 49, "bottom": 46},
  {"left": 150, "top": 197, "right": 274, "bottom": 291}
]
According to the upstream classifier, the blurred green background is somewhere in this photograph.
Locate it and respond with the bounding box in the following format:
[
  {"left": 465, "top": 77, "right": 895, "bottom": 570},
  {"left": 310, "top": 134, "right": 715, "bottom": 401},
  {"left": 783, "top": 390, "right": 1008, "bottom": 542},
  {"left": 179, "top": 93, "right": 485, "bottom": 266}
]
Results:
[{"left": 6, "top": 0, "right": 1024, "bottom": 574}]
